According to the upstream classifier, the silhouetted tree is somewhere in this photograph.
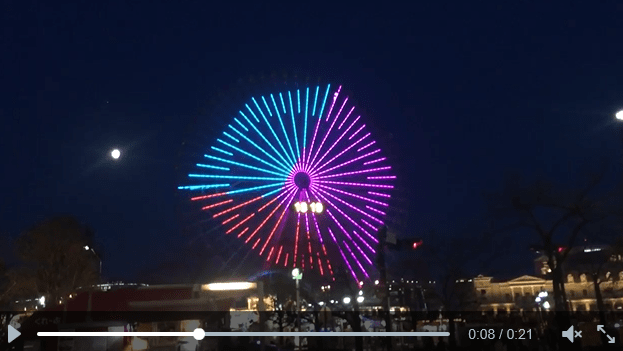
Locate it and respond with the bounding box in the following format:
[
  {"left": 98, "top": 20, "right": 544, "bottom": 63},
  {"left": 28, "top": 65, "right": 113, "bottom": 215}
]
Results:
[
  {"left": 13, "top": 216, "right": 100, "bottom": 304},
  {"left": 422, "top": 230, "right": 499, "bottom": 349},
  {"left": 484, "top": 169, "right": 623, "bottom": 349}
]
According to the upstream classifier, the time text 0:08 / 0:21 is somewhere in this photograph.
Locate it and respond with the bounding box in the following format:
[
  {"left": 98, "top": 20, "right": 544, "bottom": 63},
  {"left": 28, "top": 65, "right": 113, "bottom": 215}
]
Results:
[{"left": 468, "top": 329, "right": 533, "bottom": 340}]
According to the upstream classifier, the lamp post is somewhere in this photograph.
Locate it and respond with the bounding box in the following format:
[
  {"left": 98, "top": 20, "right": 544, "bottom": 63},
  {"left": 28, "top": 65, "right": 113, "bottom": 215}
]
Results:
[
  {"left": 616, "top": 110, "right": 623, "bottom": 152},
  {"left": 84, "top": 245, "right": 102, "bottom": 276},
  {"left": 292, "top": 268, "right": 302, "bottom": 346}
]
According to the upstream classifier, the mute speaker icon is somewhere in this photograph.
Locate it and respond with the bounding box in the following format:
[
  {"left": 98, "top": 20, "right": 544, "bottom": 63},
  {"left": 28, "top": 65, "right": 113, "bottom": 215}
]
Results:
[{"left": 562, "top": 326, "right": 580, "bottom": 343}]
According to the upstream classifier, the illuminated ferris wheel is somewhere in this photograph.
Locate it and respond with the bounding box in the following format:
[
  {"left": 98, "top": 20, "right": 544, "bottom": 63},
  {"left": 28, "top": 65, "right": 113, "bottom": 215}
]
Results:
[{"left": 180, "top": 84, "right": 395, "bottom": 282}]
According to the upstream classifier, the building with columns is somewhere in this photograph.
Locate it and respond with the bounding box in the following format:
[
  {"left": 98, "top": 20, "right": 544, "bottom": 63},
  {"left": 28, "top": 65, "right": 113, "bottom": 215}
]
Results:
[{"left": 472, "top": 273, "right": 623, "bottom": 313}]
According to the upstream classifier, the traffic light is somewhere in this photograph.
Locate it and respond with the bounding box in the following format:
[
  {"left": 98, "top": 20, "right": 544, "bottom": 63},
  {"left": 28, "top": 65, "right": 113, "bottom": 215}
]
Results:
[{"left": 398, "top": 239, "right": 423, "bottom": 250}]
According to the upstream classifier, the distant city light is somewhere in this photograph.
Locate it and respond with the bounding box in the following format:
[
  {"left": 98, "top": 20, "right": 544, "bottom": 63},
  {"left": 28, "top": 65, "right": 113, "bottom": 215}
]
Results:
[
  {"left": 343, "top": 297, "right": 351, "bottom": 304},
  {"left": 357, "top": 296, "right": 364, "bottom": 303},
  {"left": 584, "top": 248, "right": 602, "bottom": 253},
  {"left": 374, "top": 280, "right": 379, "bottom": 285},
  {"left": 543, "top": 301, "right": 551, "bottom": 309},
  {"left": 616, "top": 110, "right": 623, "bottom": 121},
  {"left": 202, "top": 282, "right": 256, "bottom": 291}
]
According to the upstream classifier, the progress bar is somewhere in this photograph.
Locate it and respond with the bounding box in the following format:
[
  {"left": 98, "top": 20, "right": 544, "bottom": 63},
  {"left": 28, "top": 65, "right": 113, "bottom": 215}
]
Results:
[{"left": 39, "top": 331, "right": 450, "bottom": 338}]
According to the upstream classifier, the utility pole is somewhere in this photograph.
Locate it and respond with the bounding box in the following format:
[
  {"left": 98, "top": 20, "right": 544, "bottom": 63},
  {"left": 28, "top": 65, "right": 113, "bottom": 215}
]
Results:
[{"left": 376, "top": 226, "right": 392, "bottom": 351}]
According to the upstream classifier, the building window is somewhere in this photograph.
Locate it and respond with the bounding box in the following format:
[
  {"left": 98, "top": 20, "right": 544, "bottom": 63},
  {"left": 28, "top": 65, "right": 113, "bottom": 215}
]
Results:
[
  {"left": 505, "top": 294, "right": 511, "bottom": 302},
  {"left": 583, "top": 290, "right": 588, "bottom": 297},
  {"left": 580, "top": 274, "right": 587, "bottom": 283},
  {"left": 570, "top": 291, "right": 575, "bottom": 297},
  {"left": 481, "top": 289, "right": 486, "bottom": 295},
  {"left": 515, "top": 293, "right": 520, "bottom": 299},
  {"left": 567, "top": 274, "right": 574, "bottom": 283}
]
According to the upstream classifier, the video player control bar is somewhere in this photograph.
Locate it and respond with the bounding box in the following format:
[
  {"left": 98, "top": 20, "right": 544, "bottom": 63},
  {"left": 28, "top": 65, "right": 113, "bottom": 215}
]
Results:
[{"left": 38, "top": 329, "right": 450, "bottom": 340}]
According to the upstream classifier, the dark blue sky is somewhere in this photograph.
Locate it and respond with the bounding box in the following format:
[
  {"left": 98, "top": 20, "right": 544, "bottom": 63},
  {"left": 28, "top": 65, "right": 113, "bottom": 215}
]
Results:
[{"left": 2, "top": 2, "right": 623, "bottom": 281}]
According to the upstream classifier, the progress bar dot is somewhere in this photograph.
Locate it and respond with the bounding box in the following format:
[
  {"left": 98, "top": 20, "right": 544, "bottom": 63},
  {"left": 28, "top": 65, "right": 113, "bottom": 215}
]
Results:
[{"left": 194, "top": 328, "right": 205, "bottom": 340}]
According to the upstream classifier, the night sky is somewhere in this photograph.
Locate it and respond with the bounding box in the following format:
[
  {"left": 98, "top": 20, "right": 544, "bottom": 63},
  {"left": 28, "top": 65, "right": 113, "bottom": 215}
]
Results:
[{"left": 2, "top": 2, "right": 623, "bottom": 281}]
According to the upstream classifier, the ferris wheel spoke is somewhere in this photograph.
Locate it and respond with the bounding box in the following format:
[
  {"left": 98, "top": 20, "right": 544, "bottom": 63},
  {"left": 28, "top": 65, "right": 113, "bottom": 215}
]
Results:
[
  {"left": 325, "top": 86, "right": 342, "bottom": 123},
  {"left": 226, "top": 213, "right": 255, "bottom": 235},
  {"left": 178, "top": 184, "right": 230, "bottom": 191},
  {"left": 237, "top": 111, "right": 293, "bottom": 170},
  {"left": 243, "top": 187, "right": 296, "bottom": 244},
  {"left": 222, "top": 131, "right": 239, "bottom": 143},
  {"left": 365, "top": 205, "right": 387, "bottom": 216},
  {"left": 258, "top": 186, "right": 294, "bottom": 212},
  {"left": 327, "top": 227, "right": 359, "bottom": 282},
  {"left": 315, "top": 149, "right": 381, "bottom": 177},
  {"left": 304, "top": 211, "right": 313, "bottom": 269},
  {"left": 303, "top": 88, "right": 310, "bottom": 162},
  {"left": 316, "top": 183, "right": 389, "bottom": 207},
  {"left": 322, "top": 205, "right": 375, "bottom": 254},
  {"left": 363, "top": 157, "right": 386, "bottom": 166},
  {"left": 310, "top": 132, "right": 370, "bottom": 176},
  {"left": 314, "top": 191, "right": 377, "bottom": 244},
  {"left": 189, "top": 174, "right": 285, "bottom": 181},
  {"left": 227, "top": 124, "right": 290, "bottom": 173},
  {"left": 314, "top": 193, "right": 376, "bottom": 250},
  {"left": 288, "top": 91, "right": 301, "bottom": 160},
  {"left": 259, "top": 196, "right": 294, "bottom": 255},
  {"left": 213, "top": 196, "right": 262, "bottom": 218},
  {"left": 348, "top": 231, "right": 374, "bottom": 266},
  {"left": 316, "top": 187, "right": 384, "bottom": 225},
  {"left": 357, "top": 140, "right": 376, "bottom": 152},
  {"left": 307, "top": 107, "right": 356, "bottom": 174},
  {"left": 216, "top": 139, "right": 292, "bottom": 176},
  {"left": 294, "top": 213, "right": 301, "bottom": 267},
  {"left": 316, "top": 165, "right": 390, "bottom": 180},
  {"left": 308, "top": 86, "right": 340, "bottom": 167},
  {"left": 343, "top": 240, "right": 370, "bottom": 279},
  {"left": 270, "top": 94, "right": 297, "bottom": 162},
  {"left": 308, "top": 96, "right": 348, "bottom": 171},
  {"left": 201, "top": 199, "right": 233, "bottom": 210},
  {"left": 252, "top": 96, "right": 295, "bottom": 166},
  {"left": 361, "top": 218, "right": 378, "bottom": 231},
  {"left": 305, "top": 85, "right": 331, "bottom": 168},
  {"left": 304, "top": 190, "right": 329, "bottom": 252},
  {"left": 202, "top": 155, "right": 287, "bottom": 176}
]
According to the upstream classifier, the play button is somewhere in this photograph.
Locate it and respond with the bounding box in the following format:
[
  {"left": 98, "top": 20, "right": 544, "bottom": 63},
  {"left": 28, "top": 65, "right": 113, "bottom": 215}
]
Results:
[{"left": 8, "top": 325, "right": 21, "bottom": 343}]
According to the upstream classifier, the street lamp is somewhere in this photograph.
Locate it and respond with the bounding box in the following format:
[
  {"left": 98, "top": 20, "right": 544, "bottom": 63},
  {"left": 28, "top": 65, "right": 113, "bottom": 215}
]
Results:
[
  {"left": 357, "top": 296, "right": 365, "bottom": 303},
  {"left": 343, "top": 296, "right": 351, "bottom": 304},
  {"left": 292, "top": 268, "right": 302, "bottom": 345},
  {"left": 84, "top": 245, "right": 102, "bottom": 276}
]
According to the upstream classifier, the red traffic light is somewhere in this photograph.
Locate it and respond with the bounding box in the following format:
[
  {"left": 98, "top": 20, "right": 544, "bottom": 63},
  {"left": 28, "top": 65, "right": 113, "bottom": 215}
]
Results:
[{"left": 411, "top": 240, "right": 423, "bottom": 249}]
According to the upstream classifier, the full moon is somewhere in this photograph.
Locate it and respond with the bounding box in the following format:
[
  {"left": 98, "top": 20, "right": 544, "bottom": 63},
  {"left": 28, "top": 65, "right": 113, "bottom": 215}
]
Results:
[{"left": 111, "top": 149, "right": 121, "bottom": 159}]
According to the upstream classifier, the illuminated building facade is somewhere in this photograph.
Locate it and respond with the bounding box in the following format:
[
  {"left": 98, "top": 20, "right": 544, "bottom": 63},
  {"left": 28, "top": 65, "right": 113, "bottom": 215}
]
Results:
[{"left": 471, "top": 273, "right": 623, "bottom": 313}]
